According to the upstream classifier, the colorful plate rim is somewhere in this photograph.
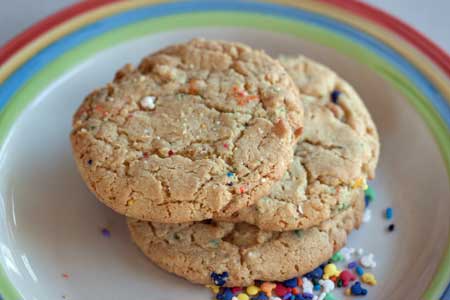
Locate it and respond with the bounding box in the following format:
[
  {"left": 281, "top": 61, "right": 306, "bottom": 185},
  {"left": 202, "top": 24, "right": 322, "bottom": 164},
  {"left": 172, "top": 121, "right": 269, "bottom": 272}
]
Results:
[{"left": 0, "top": 1, "right": 448, "bottom": 299}]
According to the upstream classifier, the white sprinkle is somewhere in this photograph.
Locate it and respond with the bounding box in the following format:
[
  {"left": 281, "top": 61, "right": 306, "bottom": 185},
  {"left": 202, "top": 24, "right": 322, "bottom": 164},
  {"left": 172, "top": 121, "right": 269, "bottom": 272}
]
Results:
[
  {"left": 302, "top": 277, "right": 314, "bottom": 294},
  {"left": 362, "top": 209, "right": 372, "bottom": 223},
  {"left": 360, "top": 253, "right": 376, "bottom": 268},
  {"left": 261, "top": 178, "right": 267, "bottom": 183},
  {"left": 340, "top": 247, "right": 355, "bottom": 261},
  {"left": 297, "top": 204, "right": 304, "bottom": 215},
  {"left": 140, "top": 96, "right": 156, "bottom": 110},
  {"left": 319, "top": 279, "right": 335, "bottom": 292},
  {"left": 232, "top": 297, "right": 238, "bottom": 300},
  {"left": 357, "top": 248, "right": 364, "bottom": 256}
]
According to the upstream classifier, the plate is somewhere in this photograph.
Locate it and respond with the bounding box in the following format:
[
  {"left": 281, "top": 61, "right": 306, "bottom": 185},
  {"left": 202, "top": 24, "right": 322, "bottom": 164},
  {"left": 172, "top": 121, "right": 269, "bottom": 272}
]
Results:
[{"left": 0, "top": 1, "right": 449, "bottom": 299}]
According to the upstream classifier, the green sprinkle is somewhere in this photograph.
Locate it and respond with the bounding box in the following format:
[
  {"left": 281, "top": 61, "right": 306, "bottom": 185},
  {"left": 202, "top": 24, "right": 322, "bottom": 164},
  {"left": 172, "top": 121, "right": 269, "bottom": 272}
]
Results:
[
  {"left": 331, "top": 252, "right": 344, "bottom": 262},
  {"left": 365, "top": 186, "right": 375, "bottom": 202},
  {"left": 294, "top": 230, "right": 303, "bottom": 237},
  {"left": 324, "top": 293, "right": 336, "bottom": 300},
  {"left": 209, "top": 239, "right": 220, "bottom": 247}
]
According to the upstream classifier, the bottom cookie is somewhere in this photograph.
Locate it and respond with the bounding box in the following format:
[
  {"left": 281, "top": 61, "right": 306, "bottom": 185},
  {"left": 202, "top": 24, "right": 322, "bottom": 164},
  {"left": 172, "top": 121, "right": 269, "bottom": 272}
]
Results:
[{"left": 127, "top": 191, "right": 364, "bottom": 287}]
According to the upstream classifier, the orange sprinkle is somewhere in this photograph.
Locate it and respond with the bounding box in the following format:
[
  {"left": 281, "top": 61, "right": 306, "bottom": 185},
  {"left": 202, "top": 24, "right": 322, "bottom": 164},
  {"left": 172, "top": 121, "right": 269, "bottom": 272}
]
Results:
[
  {"left": 297, "top": 278, "right": 303, "bottom": 287},
  {"left": 239, "top": 186, "right": 245, "bottom": 194},
  {"left": 292, "top": 287, "right": 300, "bottom": 295}
]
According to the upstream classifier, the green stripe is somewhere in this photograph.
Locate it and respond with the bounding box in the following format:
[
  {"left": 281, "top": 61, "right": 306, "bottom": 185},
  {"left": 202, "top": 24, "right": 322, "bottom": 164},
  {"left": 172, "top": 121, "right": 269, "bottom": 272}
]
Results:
[{"left": 0, "top": 12, "right": 449, "bottom": 299}]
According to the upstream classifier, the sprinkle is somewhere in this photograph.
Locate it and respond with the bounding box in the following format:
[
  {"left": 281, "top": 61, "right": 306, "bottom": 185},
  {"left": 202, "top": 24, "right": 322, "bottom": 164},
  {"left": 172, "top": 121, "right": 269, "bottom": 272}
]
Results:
[
  {"left": 361, "top": 273, "right": 377, "bottom": 285},
  {"left": 217, "top": 288, "right": 234, "bottom": 300},
  {"left": 388, "top": 224, "right": 395, "bottom": 232},
  {"left": 355, "top": 266, "right": 364, "bottom": 276},
  {"left": 360, "top": 253, "right": 376, "bottom": 268},
  {"left": 239, "top": 186, "right": 245, "bottom": 194},
  {"left": 232, "top": 287, "right": 243, "bottom": 294},
  {"left": 223, "top": 143, "right": 229, "bottom": 149},
  {"left": 282, "top": 293, "right": 292, "bottom": 300},
  {"left": 352, "top": 178, "right": 367, "bottom": 189},
  {"left": 344, "top": 288, "right": 351, "bottom": 296},
  {"left": 362, "top": 209, "right": 372, "bottom": 223},
  {"left": 255, "top": 292, "right": 269, "bottom": 300},
  {"left": 322, "top": 264, "right": 339, "bottom": 280},
  {"left": 323, "top": 293, "right": 335, "bottom": 300},
  {"left": 260, "top": 282, "right": 276, "bottom": 297},
  {"left": 338, "top": 270, "right": 356, "bottom": 287},
  {"left": 313, "top": 284, "right": 321, "bottom": 291},
  {"left": 274, "top": 284, "right": 291, "bottom": 297},
  {"left": 330, "top": 90, "right": 341, "bottom": 103},
  {"left": 348, "top": 261, "right": 357, "bottom": 269},
  {"left": 305, "top": 266, "right": 323, "bottom": 279},
  {"left": 211, "top": 272, "right": 229, "bottom": 286},
  {"left": 245, "top": 286, "right": 259, "bottom": 296},
  {"left": 330, "top": 252, "right": 343, "bottom": 262},
  {"left": 292, "top": 287, "right": 300, "bottom": 295},
  {"left": 302, "top": 278, "right": 314, "bottom": 294},
  {"left": 101, "top": 228, "right": 111, "bottom": 238},
  {"left": 356, "top": 248, "right": 364, "bottom": 256},
  {"left": 207, "top": 285, "right": 220, "bottom": 294},
  {"left": 385, "top": 207, "right": 393, "bottom": 220},
  {"left": 227, "top": 172, "right": 234, "bottom": 178},
  {"left": 62, "top": 273, "right": 69, "bottom": 279},
  {"left": 283, "top": 278, "right": 298, "bottom": 288},
  {"left": 237, "top": 293, "right": 250, "bottom": 300},
  {"left": 140, "top": 96, "right": 156, "bottom": 110},
  {"left": 364, "top": 186, "right": 375, "bottom": 207},
  {"left": 340, "top": 247, "right": 355, "bottom": 261},
  {"left": 87, "top": 159, "right": 93, "bottom": 165},
  {"left": 319, "top": 279, "right": 335, "bottom": 292},
  {"left": 168, "top": 150, "right": 174, "bottom": 156},
  {"left": 350, "top": 282, "right": 367, "bottom": 296}
]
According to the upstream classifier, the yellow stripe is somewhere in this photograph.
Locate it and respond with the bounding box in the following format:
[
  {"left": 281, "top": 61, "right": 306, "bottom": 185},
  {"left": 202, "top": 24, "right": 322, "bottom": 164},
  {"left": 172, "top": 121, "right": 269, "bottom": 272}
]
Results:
[{"left": 0, "top": 0, "right": 165, "bottom": 83}]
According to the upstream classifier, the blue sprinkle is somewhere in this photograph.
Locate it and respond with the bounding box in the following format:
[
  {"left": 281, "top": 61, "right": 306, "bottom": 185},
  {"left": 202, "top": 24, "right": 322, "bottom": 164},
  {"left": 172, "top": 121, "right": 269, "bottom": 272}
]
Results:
[
  {"left": 211, "top": 271, "right": 229, "bottom": 286},
  {"left": 313, "top": 284, "right": 321, "bottom": 291},
  {"left": 216, "top": 288, "right": 233, "bottom": 300},
  {"left": 356, "top": 266, "right": 364, "bottom": 276},
  {"left": 350, "top": 281, "right": 368, "bottom": 296},
  {"left": 227, "top": 172, "right": 234, "bottom": 177},
  {"left": 364, "top": 195, "right": 370, "bottom": 207},
  {"left": 348, "top": 261, "right": 357, "bottom": 269},
  {"left": 283, "top": 277, "right": 298, "bottom": 288},
  {"left": 305, "top": 266, "right": 323, "bottom": 279},
  {"left": 256, "top": 292, "right": 269, "bottom": 300},
  {"left": 302, "top": 293, "right": 314, "bottom": 300},
  {"left": 283, "top": 293, "right": 293, "bottom": 300},
  {"left": 386, "top": 207, "right": 393, "bottom": 220},
  {"left": 330, "top": 90, "right": 341, "bottom": 103},
  {"left": 101, "top": 228, "right": 111, "bottom": 238}
]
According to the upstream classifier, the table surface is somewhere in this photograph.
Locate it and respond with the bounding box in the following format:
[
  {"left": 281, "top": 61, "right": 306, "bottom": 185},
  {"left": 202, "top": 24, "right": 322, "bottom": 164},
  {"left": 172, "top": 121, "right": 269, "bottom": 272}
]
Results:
[{"left": 0, "top": 0, "right": 449, "bottom": 53}]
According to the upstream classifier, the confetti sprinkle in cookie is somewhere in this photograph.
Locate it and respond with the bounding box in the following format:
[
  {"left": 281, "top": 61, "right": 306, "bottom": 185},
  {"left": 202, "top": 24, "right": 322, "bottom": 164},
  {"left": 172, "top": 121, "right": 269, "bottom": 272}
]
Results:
[
  {"left": 71, "top": 39, "right": 304, "bottom": 223},
  {"left": 127, "top": 190, "right": 364, "bottom": 287},
  {"left": 219, "top": 56, "right": 379, "bottom": 231}
]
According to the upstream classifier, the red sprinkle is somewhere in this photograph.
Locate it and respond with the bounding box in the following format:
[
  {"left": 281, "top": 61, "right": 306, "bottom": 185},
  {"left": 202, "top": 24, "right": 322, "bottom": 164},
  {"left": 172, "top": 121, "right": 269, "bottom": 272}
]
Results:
[
  {"left": 223, "top": 143, "right": 229, "bottom": 149},
  {"left": 232, "top": 287, "right": 243, "bottom": 294},
  {"left": 143, "top": 152, "right": 149, "bottom": 158},
  {"left": 168, "top": 150, "right": 174, "bottom": 156},
  {"left": 62, "top": 273, "right": 69, "bottom": 279},
  {"left": 239, "top": 186, "right": 245, "bottom": 194},
  {"left": 274, "top": 284, "right": 291, "bottom": 297}
]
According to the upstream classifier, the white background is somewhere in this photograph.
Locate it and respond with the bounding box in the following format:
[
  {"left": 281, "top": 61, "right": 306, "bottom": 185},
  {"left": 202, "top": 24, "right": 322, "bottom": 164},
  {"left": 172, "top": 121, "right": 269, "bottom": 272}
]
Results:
[{"left": 0, "top": 0, "right": 449, "bottom": 53}]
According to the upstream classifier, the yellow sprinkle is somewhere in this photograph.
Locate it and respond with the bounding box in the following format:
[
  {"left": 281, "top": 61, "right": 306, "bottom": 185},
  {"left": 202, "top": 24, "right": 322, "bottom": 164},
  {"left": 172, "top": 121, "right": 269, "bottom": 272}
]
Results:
[
  {"left": 126, "top": 199, "right": 135, "bottom": 206},
  {"left": 246, "top": 285, "right": 259, "bottom": 296},
  {"left": 352, "top": 178, "right": 367, "bottom": 189},
  {"left": 361, "top": 273, "right": 377, "bottom": 286},
  {"left": 237, "top": 294, "right": 250, "bottom": 300},
  {"left": 206, "top": 285, "right": 220, "bottom": 294}
]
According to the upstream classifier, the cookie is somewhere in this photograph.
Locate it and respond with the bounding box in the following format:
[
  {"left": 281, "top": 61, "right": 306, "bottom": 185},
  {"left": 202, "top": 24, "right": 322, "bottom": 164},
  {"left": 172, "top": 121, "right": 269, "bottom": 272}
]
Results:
[
  {"left": 220, "top": 56, "right": 379, "bottom": 231},
  {"left": 127, "top": 190, "right": 364, "bottom": 287},
  {"left": 71, "top": 39, "right": 304, "bottom": 223}
]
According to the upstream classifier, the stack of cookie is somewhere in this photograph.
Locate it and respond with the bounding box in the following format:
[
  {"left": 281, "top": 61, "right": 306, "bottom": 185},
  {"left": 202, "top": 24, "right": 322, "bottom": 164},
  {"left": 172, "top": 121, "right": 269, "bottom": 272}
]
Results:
[{"left": 71, "top": 39, "right": 379, "bottom": 289}]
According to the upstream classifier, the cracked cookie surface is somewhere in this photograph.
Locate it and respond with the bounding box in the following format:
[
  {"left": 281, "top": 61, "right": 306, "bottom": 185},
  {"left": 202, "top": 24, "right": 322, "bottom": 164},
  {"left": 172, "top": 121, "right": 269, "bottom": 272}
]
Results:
[
  {"left": 127, "top": 190, "right": 364, "bottom": 287},
  {"left": 220, "top": 56, "right": 379, "bottom": 231},
  {"left": 70, "top": 39, "right": 304, "bottom": 223}
]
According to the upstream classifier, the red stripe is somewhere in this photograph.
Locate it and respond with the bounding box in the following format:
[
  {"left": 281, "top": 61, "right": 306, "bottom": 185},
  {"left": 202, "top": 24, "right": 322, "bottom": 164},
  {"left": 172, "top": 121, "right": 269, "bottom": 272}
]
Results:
[
  {"left": 0, "top": 0, "right": 119, "bottom": 66},
  {"left": 318, "top": 0, "right": 450, "bottom": 77}
]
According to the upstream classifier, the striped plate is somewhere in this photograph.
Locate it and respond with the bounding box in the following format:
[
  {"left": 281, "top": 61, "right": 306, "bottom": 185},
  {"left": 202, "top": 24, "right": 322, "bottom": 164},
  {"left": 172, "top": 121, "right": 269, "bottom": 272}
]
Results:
[{"left": 0, "top": 1, "right": 449, "bottom": 299}]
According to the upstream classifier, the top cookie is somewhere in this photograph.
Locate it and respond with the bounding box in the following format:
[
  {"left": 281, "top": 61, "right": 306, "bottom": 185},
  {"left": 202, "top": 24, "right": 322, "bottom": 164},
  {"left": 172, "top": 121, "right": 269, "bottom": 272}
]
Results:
[
  {"left": 70, "top": 39, "right": 304, "bottom": 223},
  {"left": 221, "top": 56, "right": 379, "bottom": 231}
]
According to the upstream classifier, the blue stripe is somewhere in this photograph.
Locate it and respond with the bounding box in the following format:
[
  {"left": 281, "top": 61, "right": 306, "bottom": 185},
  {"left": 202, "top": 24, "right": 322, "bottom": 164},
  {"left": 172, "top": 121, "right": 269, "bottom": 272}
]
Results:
[
  {"left": 0, "top": 0, "right": 448, "bottom": 297},
  {"left": 442, "top": 282, "right": 450, "bottom": 300}
]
